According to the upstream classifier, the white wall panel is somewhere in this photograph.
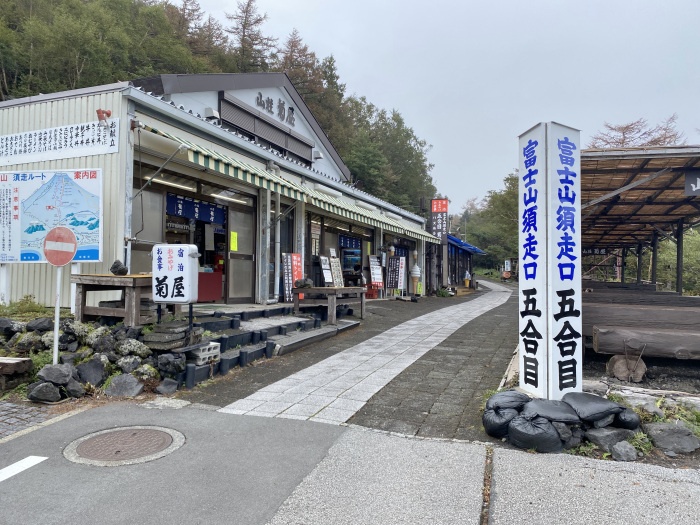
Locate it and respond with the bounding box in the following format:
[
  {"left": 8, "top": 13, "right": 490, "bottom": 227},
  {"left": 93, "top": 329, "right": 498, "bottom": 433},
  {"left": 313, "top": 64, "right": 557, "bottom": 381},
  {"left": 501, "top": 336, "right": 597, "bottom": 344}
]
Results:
[{"left": 1, "top": 90, "right": 128, "bottom": 307}]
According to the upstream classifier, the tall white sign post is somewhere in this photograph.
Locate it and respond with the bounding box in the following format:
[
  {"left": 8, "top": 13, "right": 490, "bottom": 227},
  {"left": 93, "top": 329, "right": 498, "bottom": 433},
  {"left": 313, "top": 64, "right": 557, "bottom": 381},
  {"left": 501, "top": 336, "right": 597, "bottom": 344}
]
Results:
[{"left": 518, "top": 123, "right": 582, "bottom": 400}]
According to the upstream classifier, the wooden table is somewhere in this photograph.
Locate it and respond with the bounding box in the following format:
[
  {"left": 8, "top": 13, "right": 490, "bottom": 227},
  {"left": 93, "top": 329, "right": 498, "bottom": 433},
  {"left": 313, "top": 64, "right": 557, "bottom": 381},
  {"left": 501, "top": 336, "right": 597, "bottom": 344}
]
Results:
[
  {"left": 292, "top": 286, "right": 365, "bottom": 325},
  {"left": 70, "top": 274, "right": 154, "bottom": 326}
]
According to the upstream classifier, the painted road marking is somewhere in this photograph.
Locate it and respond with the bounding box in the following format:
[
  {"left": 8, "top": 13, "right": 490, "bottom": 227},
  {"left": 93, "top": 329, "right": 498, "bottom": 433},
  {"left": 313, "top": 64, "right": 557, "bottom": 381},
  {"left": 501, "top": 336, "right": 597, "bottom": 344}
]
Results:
[{"left": 0, "top": 456, "right": 48, "bottom": 483}]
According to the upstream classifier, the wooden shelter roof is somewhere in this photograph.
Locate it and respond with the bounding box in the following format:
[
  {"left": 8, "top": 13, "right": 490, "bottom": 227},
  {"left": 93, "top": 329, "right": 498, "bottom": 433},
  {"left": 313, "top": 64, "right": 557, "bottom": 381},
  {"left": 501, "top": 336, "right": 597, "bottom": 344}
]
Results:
[{"left": 581, "top": 145, "right": 700, "bottom": 249}]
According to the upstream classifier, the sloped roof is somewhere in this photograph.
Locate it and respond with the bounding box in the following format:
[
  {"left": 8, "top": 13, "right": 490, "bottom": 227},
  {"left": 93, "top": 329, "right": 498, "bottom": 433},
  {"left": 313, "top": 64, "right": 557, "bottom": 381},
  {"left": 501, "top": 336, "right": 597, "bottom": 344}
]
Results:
[
  {"left": 131, "top": 73, "right": 351, "bottom": 181},
  {"left": 581, "top": 145, "right": 700, "bottom": 248}
]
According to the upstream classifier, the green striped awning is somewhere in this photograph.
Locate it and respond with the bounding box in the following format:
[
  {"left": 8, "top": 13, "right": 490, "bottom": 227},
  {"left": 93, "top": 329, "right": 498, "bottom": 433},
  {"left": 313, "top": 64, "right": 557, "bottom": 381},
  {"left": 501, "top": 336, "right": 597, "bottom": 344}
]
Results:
[
  {"left": 305, "top": 188, "right": 404, "bottom": 233},
  {"left": 142, "top": 124, "right": 439, "bottom": 242},
  {"left": 401, "top": 222, "right": 441, "bottom": 244},
  {"left": 143, "top": 125, "right": 305, "bottom": 201}
]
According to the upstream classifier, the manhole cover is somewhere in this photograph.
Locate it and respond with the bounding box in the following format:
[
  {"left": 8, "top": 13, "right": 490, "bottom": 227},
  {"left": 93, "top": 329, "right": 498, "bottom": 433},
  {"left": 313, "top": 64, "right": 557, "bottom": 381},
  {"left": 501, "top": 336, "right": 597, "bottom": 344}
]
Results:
[{"left": 63, "top": 426, "right": 185, "bottom": 467}]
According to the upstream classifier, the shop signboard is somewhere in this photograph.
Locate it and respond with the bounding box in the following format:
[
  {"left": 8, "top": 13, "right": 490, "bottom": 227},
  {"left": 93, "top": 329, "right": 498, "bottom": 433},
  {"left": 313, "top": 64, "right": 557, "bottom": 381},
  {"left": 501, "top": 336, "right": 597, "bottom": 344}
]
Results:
[
  {"left": 582, "top": 247, "right": 607, "bottom": 256},
  {"left": 0, "top": 169, "right": 102, "bottom": 263},
  {"left": 368, "top": 255, "right": 383, "bottom": 287},
  {"left": 386, "top": 256, "right": 401, "bottom": 290},
  {"left": 319, "top": 256, "right": 334, "bottom": 285},
  {"left": 152, "top": 244, "right": 199, "bottom": 304},
  {"left": 166, "top": 193, "right": 226, "bottom": 224},
  {"left": 0, "top": 120, "right": 119, "bottom": 166},
  {"left": 430, "top": 199, "right": 449, "bottom": 244},
  {"left": 518, "top": 122, "right": 582, "bottom": 401},
  {"left": 330, "top": 257, "right": 344, "bottom": 287},
  {"left": 282, "top": 253, "right": 303, "bottom": 302}
]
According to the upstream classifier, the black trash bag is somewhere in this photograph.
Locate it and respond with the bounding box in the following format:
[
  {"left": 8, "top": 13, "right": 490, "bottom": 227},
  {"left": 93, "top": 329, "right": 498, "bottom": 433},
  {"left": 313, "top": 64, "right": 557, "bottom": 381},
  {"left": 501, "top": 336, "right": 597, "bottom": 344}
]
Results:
[
  {"left": 562, "top": 392, "right": 624, "bottom": 422},
  {"left": 614, "top": 408, "right": 641, "bottom": 430},
  {"left": 521, "top": 399, "right": 581, "bottom": 424},
  {"left": 485, "top": 390, "right": 531, "bottom": 411},
  {"left": 482, "top": 408, "right": 519, "bottom": 438},
  {"left": 508, "top": 415, "right": 563, "bottom": 453}
]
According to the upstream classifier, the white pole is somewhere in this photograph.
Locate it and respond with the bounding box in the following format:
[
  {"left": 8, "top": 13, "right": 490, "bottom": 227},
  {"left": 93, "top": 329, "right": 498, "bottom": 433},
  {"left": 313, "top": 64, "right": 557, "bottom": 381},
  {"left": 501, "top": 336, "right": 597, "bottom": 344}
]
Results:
[{"left": 52, "top": 265, "right": 62, "bottom": 365}]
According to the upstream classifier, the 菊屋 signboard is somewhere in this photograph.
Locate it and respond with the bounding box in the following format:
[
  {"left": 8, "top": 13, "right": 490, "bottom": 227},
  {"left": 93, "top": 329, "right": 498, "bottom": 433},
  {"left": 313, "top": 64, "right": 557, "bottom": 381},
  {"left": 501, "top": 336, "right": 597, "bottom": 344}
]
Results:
[
  {"left": 430, "top": 199, "right": 449, "bottom": 244},
  {"left": 0, "top": 169, "right": 103, "bottom": 263},
  {"left": 152, "top": 244, "right": 199, "bottom": 304},
  {"left": 518, "top": 122, "right": 582, "bottom": 401}
]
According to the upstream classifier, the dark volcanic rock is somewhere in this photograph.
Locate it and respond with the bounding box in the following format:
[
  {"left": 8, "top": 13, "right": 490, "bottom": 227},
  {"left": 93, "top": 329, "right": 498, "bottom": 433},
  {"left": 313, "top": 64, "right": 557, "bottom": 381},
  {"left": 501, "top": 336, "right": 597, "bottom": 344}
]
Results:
[
  {"left": 644, "top": 422, "right": 700, "bottom": 454},
  {"left": 65, "top": 378, "right": 86, "bottom": 398},
  {"left": 28, "top": 382, "right": 61, "bottom": 402},
  {"left": 26, "top": 317, "right": 54, "bottom": 333},
  {"left": 37, "top": 364, "right": 74, "bottom": 386},
  {"left": 155, "top": 378, "right": 179, "bottom": 395},
  {"left": 76, "top": 358, "right": 106, "bottom": 387},
  {"left": 584, "top": 427, "right": 636, "bottom": 453},
  {"left": 104, "top": 374, "right": 144, "bottom": 397}
]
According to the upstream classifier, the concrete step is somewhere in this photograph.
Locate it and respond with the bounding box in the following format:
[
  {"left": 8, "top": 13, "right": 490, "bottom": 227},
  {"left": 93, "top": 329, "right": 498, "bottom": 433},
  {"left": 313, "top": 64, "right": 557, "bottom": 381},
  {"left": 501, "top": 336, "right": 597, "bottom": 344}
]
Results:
[{"left": 183, "top": 320, "right": 360, "bottom": 389}]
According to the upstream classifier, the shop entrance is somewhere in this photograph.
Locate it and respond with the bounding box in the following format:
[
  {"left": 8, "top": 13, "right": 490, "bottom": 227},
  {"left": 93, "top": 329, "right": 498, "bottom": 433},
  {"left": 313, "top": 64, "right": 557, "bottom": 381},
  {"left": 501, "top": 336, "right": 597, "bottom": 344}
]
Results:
[{"left": 227, "top": 206, "right": 256, "bottom": 303}]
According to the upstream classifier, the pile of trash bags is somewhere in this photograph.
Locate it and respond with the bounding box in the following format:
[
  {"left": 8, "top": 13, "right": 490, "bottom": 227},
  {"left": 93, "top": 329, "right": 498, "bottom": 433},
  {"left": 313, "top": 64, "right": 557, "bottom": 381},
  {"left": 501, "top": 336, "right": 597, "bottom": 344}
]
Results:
[{"left": 482, "top": 391, "right": 640, "bottom": 453}]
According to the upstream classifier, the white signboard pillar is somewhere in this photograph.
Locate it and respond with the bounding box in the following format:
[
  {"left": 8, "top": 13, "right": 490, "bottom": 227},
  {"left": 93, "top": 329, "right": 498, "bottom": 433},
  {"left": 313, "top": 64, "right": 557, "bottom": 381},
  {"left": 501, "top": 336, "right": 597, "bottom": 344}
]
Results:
[
  {"left": 152, "top": 244, "right": 199, "bottom": 304},
  {"left": 518, "top": 122, "right": 582, "bottom": 400}
]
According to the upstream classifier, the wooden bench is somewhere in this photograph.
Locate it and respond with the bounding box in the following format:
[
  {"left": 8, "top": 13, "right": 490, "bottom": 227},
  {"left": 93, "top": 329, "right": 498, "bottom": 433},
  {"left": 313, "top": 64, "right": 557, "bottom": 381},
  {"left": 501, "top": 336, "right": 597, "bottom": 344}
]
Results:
[{"left": 292, "top": 286, "right": 365, "bottom": 325}]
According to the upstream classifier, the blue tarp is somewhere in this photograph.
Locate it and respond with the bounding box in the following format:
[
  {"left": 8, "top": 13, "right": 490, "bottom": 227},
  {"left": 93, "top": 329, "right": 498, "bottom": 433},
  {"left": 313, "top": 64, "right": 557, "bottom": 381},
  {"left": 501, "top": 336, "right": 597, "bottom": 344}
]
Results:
[{"left": 447, "top": 234, "right": 486, "bottom": 255}]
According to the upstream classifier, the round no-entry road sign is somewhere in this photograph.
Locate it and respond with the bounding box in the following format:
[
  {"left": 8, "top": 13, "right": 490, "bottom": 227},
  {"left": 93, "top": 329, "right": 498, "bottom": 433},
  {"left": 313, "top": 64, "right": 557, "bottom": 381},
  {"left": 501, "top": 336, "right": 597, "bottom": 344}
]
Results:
[{"left": 43, "top": 227, "right": 78, "bottom": 267}]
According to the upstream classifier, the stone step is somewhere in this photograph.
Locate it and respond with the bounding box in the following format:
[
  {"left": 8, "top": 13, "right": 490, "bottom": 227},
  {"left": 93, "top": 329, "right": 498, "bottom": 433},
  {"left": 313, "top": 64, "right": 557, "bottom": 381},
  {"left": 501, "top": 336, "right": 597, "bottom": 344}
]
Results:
[{"left": 266, "top": 320, "right": 360, "bottom": 357}]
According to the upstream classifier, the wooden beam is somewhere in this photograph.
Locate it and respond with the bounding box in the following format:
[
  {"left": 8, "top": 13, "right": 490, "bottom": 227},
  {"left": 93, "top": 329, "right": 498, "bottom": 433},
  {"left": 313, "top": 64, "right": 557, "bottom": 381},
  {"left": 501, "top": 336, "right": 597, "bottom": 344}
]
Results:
[{"left": 582, "top": 168, "right": 670, "bottom": 209}]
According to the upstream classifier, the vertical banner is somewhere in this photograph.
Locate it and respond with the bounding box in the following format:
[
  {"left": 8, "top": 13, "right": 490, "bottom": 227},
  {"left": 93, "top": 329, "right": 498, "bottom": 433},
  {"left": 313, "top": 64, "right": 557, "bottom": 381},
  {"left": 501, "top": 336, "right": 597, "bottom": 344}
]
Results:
[
  {"left": 397, "top": 256, "right": 406, "bottom": 291},
  {"left": 282, "top": 253, "right": 304, "bottom": 302},
  {"left": 430, "top": 199, "right": 449, "bottom": 244},
  {"left": 282, "top": 253, "right": 293, "bottom": 302},
  {"left": 291, "top": 253, "right": 303, "bottom": 299},
  {"left": 518, "top": 124, "right": 548, "bottom": 399},
  {"left": 152, "top": 244, "right": 199, "bottom": 303},
  {"left": 546, "top": 123, "right": 582, "bottom": 400},
  {"left": 518, "top": 122, "right": 582, "bottom": 401}
]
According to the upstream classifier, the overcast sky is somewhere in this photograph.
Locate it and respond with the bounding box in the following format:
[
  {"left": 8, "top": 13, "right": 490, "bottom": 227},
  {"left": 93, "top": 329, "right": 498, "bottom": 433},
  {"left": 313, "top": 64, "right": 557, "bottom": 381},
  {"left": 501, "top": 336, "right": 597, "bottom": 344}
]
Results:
[{"left": 197, "top": 0, "right": 700, "bottom": 213}]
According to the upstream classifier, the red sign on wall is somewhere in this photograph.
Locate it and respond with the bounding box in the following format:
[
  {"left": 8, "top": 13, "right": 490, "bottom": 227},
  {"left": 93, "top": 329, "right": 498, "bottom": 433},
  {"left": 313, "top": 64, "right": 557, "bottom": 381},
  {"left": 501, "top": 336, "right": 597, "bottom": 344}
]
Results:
[{"left": 431, "top": 199, "right": 449, "bottom": 244}]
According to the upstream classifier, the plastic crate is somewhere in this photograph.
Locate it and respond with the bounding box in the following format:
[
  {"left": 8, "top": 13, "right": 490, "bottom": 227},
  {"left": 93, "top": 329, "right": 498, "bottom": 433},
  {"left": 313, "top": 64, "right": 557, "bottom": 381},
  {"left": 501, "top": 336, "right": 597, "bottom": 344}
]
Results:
[{"left": 187, "top": 342, "right": 221, "bottom": 365}]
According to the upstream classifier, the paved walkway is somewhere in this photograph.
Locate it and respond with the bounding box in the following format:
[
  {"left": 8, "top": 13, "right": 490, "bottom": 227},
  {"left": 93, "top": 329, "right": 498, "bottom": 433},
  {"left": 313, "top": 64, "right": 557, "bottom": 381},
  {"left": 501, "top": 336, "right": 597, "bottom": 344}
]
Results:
[
  {"left": 219, "top": 282, "right": 512, "bottom": 424},
  {"left": 0, "top": 402, "right": 51, "bottom": 440}
]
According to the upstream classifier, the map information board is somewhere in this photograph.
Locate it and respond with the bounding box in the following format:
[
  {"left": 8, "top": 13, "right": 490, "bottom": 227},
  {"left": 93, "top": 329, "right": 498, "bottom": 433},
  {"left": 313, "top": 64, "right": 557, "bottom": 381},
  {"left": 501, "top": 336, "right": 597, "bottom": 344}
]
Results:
[{"left": 0, "top": 169, "right": 103, "bottom": 263}]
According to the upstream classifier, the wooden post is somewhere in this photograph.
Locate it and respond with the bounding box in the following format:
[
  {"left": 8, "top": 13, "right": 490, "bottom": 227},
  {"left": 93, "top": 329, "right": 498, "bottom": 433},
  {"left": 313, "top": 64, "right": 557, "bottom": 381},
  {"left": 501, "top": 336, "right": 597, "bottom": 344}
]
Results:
[
  {"left": 327, "top": 293, "right": 337, "bottom": 325},
  {"left": 651, "top": 230, "right": 658, "bottom": 285},
  {"left": 621, "top": 247, "right": 627, "bottom": 284},
  {"left": 636, "top": 243, "right": 643, "bottom": 284},
  {"left": 676, "top": 218, "right": 684, "bottom": 294}
]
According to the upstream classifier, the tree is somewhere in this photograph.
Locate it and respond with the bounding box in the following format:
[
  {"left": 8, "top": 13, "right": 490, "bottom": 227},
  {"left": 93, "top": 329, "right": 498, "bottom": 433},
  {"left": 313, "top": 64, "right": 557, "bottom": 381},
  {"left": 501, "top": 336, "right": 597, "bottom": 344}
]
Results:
[
  {"left": 587, "top": 114, "right": 686, "bottom": 148},
  {"left": 225, "top": 0, "right": 277, "bottom": 73},
  {"left": 273, "top": 29, "right": 322, "bottom": 97},
  {"left": 344, "top": 128, "right": 393, "bottom": 199},
  {"left": 460, "top": 173, "right": 518, "bottom": 269}
]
